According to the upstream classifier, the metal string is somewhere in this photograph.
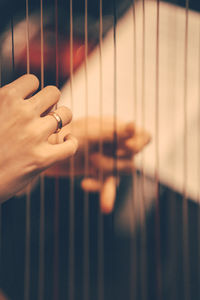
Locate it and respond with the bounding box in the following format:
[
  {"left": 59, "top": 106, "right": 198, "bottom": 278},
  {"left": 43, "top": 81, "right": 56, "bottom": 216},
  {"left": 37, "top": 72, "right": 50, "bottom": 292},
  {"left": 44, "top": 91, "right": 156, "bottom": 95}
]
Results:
[
  {"left": 24, "top": 2, "right": 31, "bottom": 299},
  {"left": 97, "top": 0, "right": 104, "bottom": 299},
  {"left": 198, "top": 18, "right": 200, "bottom": 300},
  {"left": 139, "top": 1, "right": 148, "bottom": 299},
  {"left": 112, "top": 0, "right": 117, "bottom": 299},
  {"left": 182, "top": 2, "right": 190, "bottom": 300},
  {"left": 129, "top": 1, "right": 138, "bottom": 299},
  {"left": 166, "top": 6, "right": 178, "bottom": 300},
  {"left": 68, "top": 0, "right": 75, "bottom": 298},
  {"left": 83, "top": 0, "right": 90, "bottom": 299},
  {"left": 155, "top": 0, "right": 162, "bottom": 299},
  {"left": 24, "top": 187, "right": 31, "bottom": 300},
  {"left": 38, "top": 0, "right": 45, "bottom": 299},
  {"left": 11, "top": 15, "right": 15, "bottom": 73},
  {"left": 25, "top": 0, "right": 30, "bottom": 75},
  {"left": 53, "top": 1, "right": 60, "bottom": 299},
  {"left": 0, "top": 52, "right": 2, "bottom": 293}
]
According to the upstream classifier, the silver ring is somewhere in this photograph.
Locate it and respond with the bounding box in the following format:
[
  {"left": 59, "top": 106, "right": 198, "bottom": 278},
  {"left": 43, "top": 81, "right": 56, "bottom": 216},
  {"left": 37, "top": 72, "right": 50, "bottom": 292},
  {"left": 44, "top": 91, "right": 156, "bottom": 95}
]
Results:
[{"left": 48, "top": 111, "right": 63, "bottom": 133}]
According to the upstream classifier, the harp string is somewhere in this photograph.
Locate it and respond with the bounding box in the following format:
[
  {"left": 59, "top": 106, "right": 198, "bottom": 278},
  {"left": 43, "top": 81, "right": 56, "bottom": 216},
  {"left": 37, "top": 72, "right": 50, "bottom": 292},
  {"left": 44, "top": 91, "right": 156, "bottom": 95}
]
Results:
[
  {"left": 111, "top": 0, "right": 117, "bottom": 297},
  {"left": 26, "top": 0, "right": 30, "bottom": 74},
  {"left": 55, "top": 0, "right": 59, "bottom": 88},
  {"left": 54, "top": 178, "right": 59, "bottom": 300},
  {"left": 139, "top": 1, "right": 148, "bottom": 299},
  {"left": 198, "top": 19, "right": 200, "bottom": 300},
  {"left": 53, "top": 1, "right": 59, "bottom": 299},
  {"left": 0, "top": 52, "right": 2, "bottom": 292},
  {"left": 97, "top": 0, "right": 104, "bottom": 299},
  {"left": 113, "top": 0, "right": 117, "bottom": 179},
  {"left": 38, "top": 0, "right": 45, "bottom": 299},
  {"left": 155, "top": 0, "right": 162, "bottom": 298},
  {"left": 24, "top": 2, "right": 31, "bottom": 299},
  {"left": 166, "top": 6, "right": 178, "bottom": 300},
  {"left": 11, "top": 15, "right": 15, "bottom": 73},
  {"left": 24, "top": 186, "right": 31, "bottom": 300},
  {"left": 129, "top": 1, "right": 138, "bottom": 300},
  {"left": 68, "top": 0, "right": 75, "bottom": 299},
  {"left": 83, "top": 0, "right": 90, "bottom": 299},
  {"left": 182, "top": 2, "right": 190, "bottom": 300}
]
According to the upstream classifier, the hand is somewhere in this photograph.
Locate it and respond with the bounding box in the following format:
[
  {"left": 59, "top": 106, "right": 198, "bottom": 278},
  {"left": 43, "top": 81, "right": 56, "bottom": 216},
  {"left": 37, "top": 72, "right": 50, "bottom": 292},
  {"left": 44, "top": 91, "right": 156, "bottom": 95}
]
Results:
[
  {"left": 0, "top": 290, "right": 8, "bottom": 300},
  {"left": 0, "top": 74, "right": 78, "bottom": 202},
  {"left": 46, "top": 117, "right": 151, "bottom": 213}
]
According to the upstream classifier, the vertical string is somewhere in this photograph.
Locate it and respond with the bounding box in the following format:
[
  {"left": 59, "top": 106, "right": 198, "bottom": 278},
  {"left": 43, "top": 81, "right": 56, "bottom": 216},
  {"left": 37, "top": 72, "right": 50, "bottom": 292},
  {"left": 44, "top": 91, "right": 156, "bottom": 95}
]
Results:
[
  {"left": 53, "top": 1, "right": 59, "bottom": 299},
  {"left": 166, "top": 7, "right": 178, "bottom": 300},
  {"left": 83, "top": 0, "right": 89, "bottom": 299},
  {"left": 24, "top": 2, "right": 31, "bottom": 299},
  {"left": 26, "top": 0, "right": 30, "bottom": 74},
  {"left": 139, "top": 1, "right": 147, "bottom": 299},
  {"left": 24, "top": 187, "right": 31, "bottom": 300},
  {"left": 155, "top": 1, "right": 162, "bottom": 299},
  {"left": 112, "top": 0, "right": 117, "bottom": 172},
  {"left": 97, "top": 0, "right": 104, "bottom": 299},
  {"left": 38, "top": 0, "right": 45, "bottom": 299},
  {"left": 182, "top": 2, "right": 190, "bottom": 300},
  {"left": 130, "top": 2, "right": 138, "bottom": 299},
  {"left": 112, "top": 0, "right": 117, "bottom": 298},
  {"left": 53, "top": 179, "right": 59, "bottom": 300},
  {"left": 132, "top": 1, "right": 137, "bottom": 124},
  {"left": 0, "top": 53, "right": 2, "bottom": 290},
  {"left": 68, "top": 0, "right": 75, "bottom": 298},
  {"left": 55, "top": 0, "right": 59, "bottom": 88},
  {"left": 11, "top": 15, "right": 15, "bottom": 73},
  {"left": 198, "top": 19, "right": 200, "bottom": 300}
]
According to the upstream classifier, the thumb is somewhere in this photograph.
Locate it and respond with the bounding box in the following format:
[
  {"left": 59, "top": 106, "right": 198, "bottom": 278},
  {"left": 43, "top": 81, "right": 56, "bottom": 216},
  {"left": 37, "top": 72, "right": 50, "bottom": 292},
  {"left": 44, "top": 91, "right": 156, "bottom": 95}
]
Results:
[
  {"left": 81, "top": 177, "right": 101, "bottom": 192},
  {"left": 100, "top": 176, "right": 117, "bottom": 214},
  {"left": 81, "top": 176, "right": 119, "bottom": 214}
]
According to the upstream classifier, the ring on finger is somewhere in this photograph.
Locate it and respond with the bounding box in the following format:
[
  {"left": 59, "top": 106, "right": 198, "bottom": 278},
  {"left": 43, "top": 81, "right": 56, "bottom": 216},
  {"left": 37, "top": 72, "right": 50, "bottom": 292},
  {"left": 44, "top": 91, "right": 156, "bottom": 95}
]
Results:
[{"left": 48, "top": 111, "right": 63, "bottom": 133}]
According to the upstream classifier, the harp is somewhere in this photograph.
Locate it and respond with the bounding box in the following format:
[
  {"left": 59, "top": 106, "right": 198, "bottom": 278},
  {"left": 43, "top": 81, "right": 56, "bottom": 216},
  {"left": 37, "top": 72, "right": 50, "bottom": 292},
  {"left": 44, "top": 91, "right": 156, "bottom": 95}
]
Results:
[{"left": 0, "top": 0, "right": 200, "bottom": 300}]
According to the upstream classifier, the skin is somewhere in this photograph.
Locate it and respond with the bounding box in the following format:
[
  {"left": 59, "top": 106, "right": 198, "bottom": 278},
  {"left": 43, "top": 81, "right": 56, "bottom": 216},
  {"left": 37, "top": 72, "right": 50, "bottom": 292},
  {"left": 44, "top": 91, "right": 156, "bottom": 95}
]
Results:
[
  {"left": 0, "top": 291, "right": 8, "bottom": 300},
  {"left": 46, "top": 117, "right": 151, "bottom": 213},
  {"left": 0, "top": 74, "right": 150, "bottom": 210},
  {"left": 0, "top": 74, "right": 78, "bottom": 203}
]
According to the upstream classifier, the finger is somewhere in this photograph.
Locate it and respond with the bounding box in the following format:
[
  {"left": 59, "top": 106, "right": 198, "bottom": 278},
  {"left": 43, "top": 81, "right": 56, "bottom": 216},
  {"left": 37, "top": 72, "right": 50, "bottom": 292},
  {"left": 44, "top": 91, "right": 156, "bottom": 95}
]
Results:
[
  {"left": 102, "top": 142, "right": 133, "bottom": 158},
  {"left": 47, "top": 134, "right": 78, "bottom": 165},
  {"left": 117, "top": 122, "right": 136, "bottom": 141},
  {"left": 125, "top": 130, "right": 151, "bottom": 154},
  {"left": 90, "top": 153, "right": 134, "bottom": 173},
  {"left": 100, "top": 176, "right": 116, "bottom": 214},
  {"left": 72, "top": 117, "right": 135, "bottom": 143},
  {"left": 3, "top": 74, "right": 39, "bottom": 98},
  {"left": 81, "top": 178, "right": 101, "bottom": 192},
  {"left": 48, "top": 124, "right": 71, "bottom": 145},
  {"left": 116, "top": 148, "right": 133, "bottom": 158},
  {"left": 41, "top": 106, "right": 72, "bottom": 136},
  {"left": 101, "top": 121, "right": 135, "bottom": 141},
  {"left": 29, "top": 85, "right": 61, "bottom": 115}
]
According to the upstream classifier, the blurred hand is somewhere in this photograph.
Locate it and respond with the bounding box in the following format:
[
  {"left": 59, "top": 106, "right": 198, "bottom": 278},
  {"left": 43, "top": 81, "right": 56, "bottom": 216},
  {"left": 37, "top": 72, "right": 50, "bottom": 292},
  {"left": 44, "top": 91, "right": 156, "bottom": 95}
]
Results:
[
  {"left": 0, "top": 74, "right": 78, "bottom": 202},
  {"left": 46, "top": 117, "right": 151, "bottom": 213},
  {"left": 0, "top": 290, "right": 8, "bottom": 300}
]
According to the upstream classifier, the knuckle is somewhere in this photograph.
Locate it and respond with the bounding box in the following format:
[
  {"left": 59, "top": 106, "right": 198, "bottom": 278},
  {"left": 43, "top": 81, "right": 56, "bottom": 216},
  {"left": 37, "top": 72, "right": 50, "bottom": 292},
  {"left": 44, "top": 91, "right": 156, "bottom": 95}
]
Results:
[
  {"left": 0, "top": 87, "right": 20, "bottom": 105},
  {"left": 5, "top": 87, "right": 18, "bottom": 98}
]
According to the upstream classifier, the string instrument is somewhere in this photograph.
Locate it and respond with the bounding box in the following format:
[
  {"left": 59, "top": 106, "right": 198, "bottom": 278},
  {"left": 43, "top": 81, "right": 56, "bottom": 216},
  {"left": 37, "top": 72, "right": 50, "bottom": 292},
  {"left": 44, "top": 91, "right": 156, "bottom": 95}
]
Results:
[{"left": 0, "top": 0, "right": 200, "bottom": 299}]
